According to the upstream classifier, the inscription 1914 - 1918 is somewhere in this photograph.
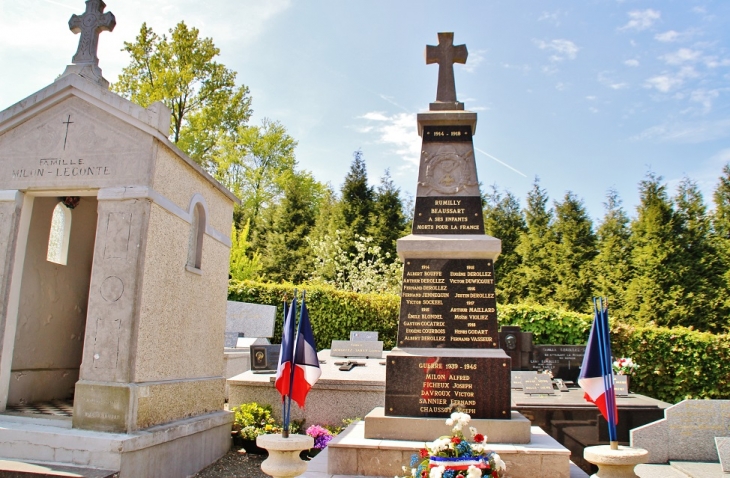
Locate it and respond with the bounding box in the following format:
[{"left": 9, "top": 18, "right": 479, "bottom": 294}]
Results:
[
  {"left": 398, "top": 258, "right": 498, "bottom": 348},
  {"left": 422, "top": 125, "right": 473, "bottom": 143}
]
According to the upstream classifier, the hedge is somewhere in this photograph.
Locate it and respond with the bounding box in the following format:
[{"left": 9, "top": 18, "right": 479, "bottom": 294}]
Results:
[{"left": 229, "top": 280, "right": 730, "bottom": 403}]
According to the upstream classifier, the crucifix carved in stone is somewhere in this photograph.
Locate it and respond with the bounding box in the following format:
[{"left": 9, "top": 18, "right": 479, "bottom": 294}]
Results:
[
  {"left": 69, "top": 0, "right": 116, "bottom": 66},
  {"left": 425, "top": 33, "right": 468, "bottom": 111}
]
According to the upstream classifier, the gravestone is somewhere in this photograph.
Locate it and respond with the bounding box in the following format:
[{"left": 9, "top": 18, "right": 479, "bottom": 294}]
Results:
[
  {"left": 224, "top": 300, "right": 276, "bottom": 347},
  {"left": 0, "top": 2, "right": 235, "bottom": 475},
  {"left": 383, "top": 32, "right": 510, "bottom": 421},
  {"left": 717, "top": 437, "right": 730, "bottom": 472},
  {"left": 631, "top": 399, "right": 730, "bottom": 463}
]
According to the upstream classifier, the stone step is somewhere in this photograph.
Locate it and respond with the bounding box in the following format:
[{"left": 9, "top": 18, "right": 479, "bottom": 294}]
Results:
[{"left": 0, "top": 460, "right": 118, "bottom": 478}]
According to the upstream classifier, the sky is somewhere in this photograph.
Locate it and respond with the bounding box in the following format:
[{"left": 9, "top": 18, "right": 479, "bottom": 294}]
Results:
[{"left": 1, "top": 0, "right": 729, "bottom": 221}]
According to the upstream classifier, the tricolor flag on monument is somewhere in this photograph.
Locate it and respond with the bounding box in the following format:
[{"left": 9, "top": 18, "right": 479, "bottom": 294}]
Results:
[
  {"left": 290, "top": 298, "right": 321, "bottom": 408},
  {"left": 578, "top": 298, "right": 619, "bottom": 445},
  {"left": 275, "top": 297, "right": 297, "bottom": 398}
]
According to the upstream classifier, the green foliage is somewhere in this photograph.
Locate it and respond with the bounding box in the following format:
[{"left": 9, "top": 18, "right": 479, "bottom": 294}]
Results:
[
  {"left": 113, "top": 22, "right": 252, "bottom": 167},
  {"left": 228, "top": 280, "right": 400, "bottom": 350},
  {"left": 368, "top": 169, "right": 409, "bottom": 262},
  {"left": 498, "top": 303, "right": 592, "bottom": 345},
  {"left": 231, "top": 402, "right": 281, "bottom": 440},
  {"left": 338, "top": 150, "right": 375, "bottom": 256},
  {"left": 612, "top": 323, "right": 730, "bottom": 403},
  {"left": 229, "top": 221, "right": 262, "bottom": 281}
]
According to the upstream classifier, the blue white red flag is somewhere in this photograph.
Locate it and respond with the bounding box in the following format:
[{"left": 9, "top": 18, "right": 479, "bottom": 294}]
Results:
[
  {"left": 578, "top": 309, "right": 618, "bottom": 425},
  {"left": 275, "top": 297, "right": 297, "bottom": 399},
  {"left": 290, "top": 298, "right": 321, "bottom": 408}
]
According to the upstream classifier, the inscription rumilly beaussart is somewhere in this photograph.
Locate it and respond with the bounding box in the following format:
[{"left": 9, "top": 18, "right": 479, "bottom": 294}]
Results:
[
  {"left": 412, "top": 196, "right": 483, "bottom": 234},
  {"left": 398, "top": 258, "right": 498, "bottom": 348},
  {"left": 385, "top": 355, "right": 510, "bottom": 419}
]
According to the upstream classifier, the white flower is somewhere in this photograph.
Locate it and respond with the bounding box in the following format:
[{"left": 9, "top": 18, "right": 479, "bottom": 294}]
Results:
[
  {"left": 428, "top": 437, "right": 451, "bottom": 454},
  {"left": 469, "top": 426, "right": 478, "bottom": 438},
  {"left": 466, "top": 465, "right": 482, "bottom": 478},
  {"left": 493, "top": 453, "right": 506, "bottom": 471},
  {"left": 411, "top": 468, "right": 417, "bottom": 477},
  {"left": 429, "top": 465, "right": 445, "bottom": 478},
  {"left": 448, "top": 412, "right": 471, "bottom": 432}
]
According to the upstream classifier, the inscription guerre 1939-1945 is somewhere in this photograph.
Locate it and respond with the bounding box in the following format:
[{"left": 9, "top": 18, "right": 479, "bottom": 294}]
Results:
[
  {"left": 398, "top": 258, "right": 498, "bottom": 348},
  {"left": 385, "top": 355, "right": 510, "bottom": 419}
]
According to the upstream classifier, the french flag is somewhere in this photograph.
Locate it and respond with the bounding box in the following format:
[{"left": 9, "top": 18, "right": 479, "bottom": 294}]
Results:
[
  {"left": 290, "top": 298, "right": 321, "bottom": 408},
  {"left": 275, "top": 297, "right": 297, "bottom": 399},
  {"left": 578, "top": 308, "right": 618, "bottom": 425}
]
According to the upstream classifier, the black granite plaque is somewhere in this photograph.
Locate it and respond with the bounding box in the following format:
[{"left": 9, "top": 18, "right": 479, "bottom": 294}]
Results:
[
  {"left": 385, "top": 355, "right": 511, "bottom": 419},
  {"left": 398, "top": 258, "right": 498, "bottom": 348},
  {"left": 250, "top": 345, "right": 280, "bottom": 371},
  {"left": 614, "top": 375, "right": 629, "bottom": 397},
  {"left": 330, "top": 340, "right": 384, "bottom": 358},
  {"left": 522, "top": 374, "right": 555, "bottom": 395},
  {"left": 511, "top": 371, "right": 538, "bottom": 389},
  {"left": 412, "top": 196, "right": 484, "bottom": 234},
  {"left": 422, "top": 125, "right": 473, "bottom": 143},
  {"left": 529, "top": 345, "right": 586, "bottom": 382},
  {"left": 350, "top": 331, "right": 379, "bottom": 342}
]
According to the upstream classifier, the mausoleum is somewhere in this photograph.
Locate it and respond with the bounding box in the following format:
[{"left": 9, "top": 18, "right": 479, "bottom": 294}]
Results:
[{"left": 0, "top": 1, "right": 236, "bottom": 475}]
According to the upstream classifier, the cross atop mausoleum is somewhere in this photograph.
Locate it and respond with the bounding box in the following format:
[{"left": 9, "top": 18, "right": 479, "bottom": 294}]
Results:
[
  {"left": 425, "top": 32, "right": 468, "bottom": 111},
  {"left": 69, "top": 0, "right": 116, "bottom": 66}
]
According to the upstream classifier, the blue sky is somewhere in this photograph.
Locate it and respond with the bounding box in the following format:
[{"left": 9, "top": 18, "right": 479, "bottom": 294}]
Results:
[{"left": 1, "top": 0, "right": 729, "bottom": 221}]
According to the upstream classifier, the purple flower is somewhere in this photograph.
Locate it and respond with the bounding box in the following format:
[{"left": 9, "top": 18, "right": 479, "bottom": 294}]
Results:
[{"left": 306, "top": 425, "right": 334, "bottom": 450}]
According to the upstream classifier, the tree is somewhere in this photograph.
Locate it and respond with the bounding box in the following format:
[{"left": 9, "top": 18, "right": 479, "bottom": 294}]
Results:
[
  {"left": 369, "top": 170, "right": 408, "bottom": 262},
  {"left": 229, "top": 220, "right": 262, "bottom": 281},
  {"left": 591, "top": 189, "right": 632, "bottom": 318},
  {"left": 712, "top": 165, "right": 730, "bottom": 332},
  {"left": 514, "top": 178, "right": 557, "bottom": 305},
  {"left": 114, "top": 21, "right": 252, "bottom": 168},
  {"left": 482, "top": 185, "right": 526, "bottom": 304},
  {"left": 216, "top": 118, "right": 298, "bottom": 236},
  {"left": 551, "top": 192, "right": 597, "bottom": 312},
  {"left": 260, "top": 171, "right": 324, "bottom": 283},
  {"left": 624, "top": 173, "right": 680, "bottom": 327},
  {"left": 338, "top": 150, "right": 375, "bottom": 255}
]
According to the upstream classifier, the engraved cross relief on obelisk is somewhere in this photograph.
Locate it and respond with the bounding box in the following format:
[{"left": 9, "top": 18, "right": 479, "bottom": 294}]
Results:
[{"left": 383, "top": 32, "right": 511, "bottom": 420}]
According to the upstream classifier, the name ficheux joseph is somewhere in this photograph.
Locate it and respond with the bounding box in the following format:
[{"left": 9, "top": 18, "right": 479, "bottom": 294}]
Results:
[{"left": 12, "top": 158, "right": 111, "bottom": 179}]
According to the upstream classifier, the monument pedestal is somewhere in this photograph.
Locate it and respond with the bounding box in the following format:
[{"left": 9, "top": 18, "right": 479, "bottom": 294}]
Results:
[{"left": 584, "top": 445, "right": 648, "bottom": 478}]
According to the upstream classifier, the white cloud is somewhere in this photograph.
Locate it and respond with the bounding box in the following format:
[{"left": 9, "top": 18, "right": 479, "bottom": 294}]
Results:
[
  {"left": 644, "top": 67, "right": 698, "bottom": 93},
  {"left": 662, "top": 48, "right": 702, "bottom": 65},
  {"left": 632, "top": 118, "right": 730, "bottom": 143},
  {"left": 534, "top": 39, "right": 579, "bottom": 62},
  {"left": 710, "top": 148, "right": 730, "bottom": 166},
  {"left": 589, "top": 107, "right": 599, "bottom": 113},
  {"left": 690, "top": 89, "right": 720, "bottom": 114},
  {"left": 358, "top": 112, "right": 421, "bottom": 167},
  {"left": 555, "top": 82, "right": 567, "bottom": 91},
  {"left": 462, "top": 50, "right": 486, "bottom": 73},
  {"left": 598, "top": 72, "right": 629, "bottom": 90},
  {"left": 624, "top": 59, "right": 640, "bottom": 67},
  {"left": 655, "top": 30, "right": 680, "bottom": 42},
  {"left": 586, "top": 95, "right": 597, "bottom": 101},
  {"left": 538, "top": 11, "right": 562, "bottom": 25},
  {"left": 620, "top": 9, "right": 661, "bottom": 31}
]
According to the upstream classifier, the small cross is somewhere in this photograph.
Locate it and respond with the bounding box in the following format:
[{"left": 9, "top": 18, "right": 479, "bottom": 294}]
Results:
[
  {"left": 425, "top": 33, "right": 468, "bottom": 108},
  {"left": 62, "top": 115, "right": 74, "bottom": 150},
  {"left": 68, "top": 0, "right": 116, "bottom": 66}
]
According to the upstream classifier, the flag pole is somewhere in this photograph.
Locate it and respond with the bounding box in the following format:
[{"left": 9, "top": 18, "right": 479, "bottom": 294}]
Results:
[
  {"left": 283, "top": 289, "right": 297, "bottom": 438},
  {"left": 594, "top": 298, "right": 618, "bottom": 449},
  {"left": 286, "top": 290, "right": 306, "bottom": 437}
]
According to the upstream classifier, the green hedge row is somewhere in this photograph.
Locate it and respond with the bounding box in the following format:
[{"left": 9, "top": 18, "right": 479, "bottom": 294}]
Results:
[{"left": 229, "top": 280, "right": 730, "bottom": 403}]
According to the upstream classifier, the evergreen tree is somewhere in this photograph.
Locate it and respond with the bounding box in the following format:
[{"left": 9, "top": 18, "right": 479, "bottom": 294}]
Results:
[
  {"left": 369, "top": 170, "right": 408, "bottom": 262},
  {"left": 339, "top": 150, "right": 375, "bottom": 255},
  {"left": 260, "top": 171, "right": 322, "bottom": 283},
  {"left": 591, "top": 189, "right": 632, "bottom": 318},
  {"left": 624, "top": 173, "right": 680, "bottom": 327},
  {"left": 514, "top": 178, "right": 557, "bottom": 305},
  {"left": 482, "top": 185, "right": 526, "bottom": 304},
  {"left": 672, "top": 178, "right": 726, "bottom": 331},
  {"left": 229, "top": 220, "right": 262, "bottom": 281},
  {"left": 551, "top": 192, "right": 597, "bottom": 312},
  {"left": 712, "top": 164, "right": 730, "bottom": 332}
]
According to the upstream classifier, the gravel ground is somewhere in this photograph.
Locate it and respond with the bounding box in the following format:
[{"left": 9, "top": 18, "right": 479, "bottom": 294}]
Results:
[{"left": 194, "top": 448, "right": 269, "bottom": 478}]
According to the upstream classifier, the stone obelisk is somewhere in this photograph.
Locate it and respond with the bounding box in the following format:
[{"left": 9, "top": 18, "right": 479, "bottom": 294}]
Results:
[{"left": 383, "top": 32, "right": 511, "bottom": 420}]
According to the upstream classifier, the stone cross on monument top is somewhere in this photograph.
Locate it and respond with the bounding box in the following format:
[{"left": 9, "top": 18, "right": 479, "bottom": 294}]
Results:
[
  {"left": 425, "top": 32, "right": 468, "bottom": 111},
  {"left": 61, "top": 0, "right": 116, "bottom": 88}
]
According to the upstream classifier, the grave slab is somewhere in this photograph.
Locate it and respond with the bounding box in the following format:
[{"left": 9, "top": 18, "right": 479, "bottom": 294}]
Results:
[{"left": 717, "top": 437, "right": 730, "bottom": 472}]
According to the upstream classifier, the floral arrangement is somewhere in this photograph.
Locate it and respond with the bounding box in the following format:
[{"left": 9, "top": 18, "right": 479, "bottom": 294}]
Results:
[
  {"left": 306, "top": 424, "right": 334, "bottom": 450},
  {"left": 612, "top": 357, "right": 638, "bottom": 376},
  {"left": 397, "top": 412, "right": 506, "bottom": 478}
]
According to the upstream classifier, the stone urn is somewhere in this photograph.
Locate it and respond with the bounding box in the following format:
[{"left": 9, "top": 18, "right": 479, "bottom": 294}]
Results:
[
  {"left": 256, "top": 434, "right": 314, "bottom": 478},
  {"left": 584, "top": 445, "right": 649, "bottom": 478}
]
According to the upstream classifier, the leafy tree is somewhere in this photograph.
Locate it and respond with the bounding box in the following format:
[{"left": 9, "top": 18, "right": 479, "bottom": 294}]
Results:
[
  {"left": 514, "top": 178, "right": 557, "bottom": 305},
  {"left": 229, "top": 220, "right": 262, "bottom": 281},
  {"left": 114, "top": 22, "right": 252, "bottom": 168},
  {"left": 591, "top": 189, "right": 632, "bottom": 318},
  {"left": 482, "top": 185, "right": 526, "bottom": 304},
  {"left": 216, "top": 118, "right": 297, "bottom": 235},
  {"left": 369, "top": 170, "right": 408, "bottom": 262},
  {"left": 338, "top": 150, "right": 375, "bottom": 255},
  {"left": 551, "top": 192, "right": 597, "bottom": 312},
  {"left": 624, "top": 173, "right": 680, "bottom": 327},
  {"left": 260, "top": 171, "right": 323, "bottom": 284}
]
